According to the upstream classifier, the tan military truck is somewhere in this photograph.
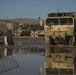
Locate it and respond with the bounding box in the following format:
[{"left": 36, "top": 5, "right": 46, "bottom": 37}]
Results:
[
  {"left": 44, "top": 45, "right": 76, "bottom": 75},
  {"left": 44, "top": 12, "right": 76, "bottom": 45}
]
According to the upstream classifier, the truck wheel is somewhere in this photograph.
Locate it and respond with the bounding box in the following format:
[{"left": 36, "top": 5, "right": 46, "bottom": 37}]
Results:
[
  {"left": 50, "top": 37, "right": 55, "bottom": 45},
  {"left": 18, "top": 27, "right": 22, "bottom": 33},
  {"left": 18, "top": 33, "right": 20, "bottom": 36},
  {"left": 45, "top": 36, "right": 55, "bottom": 45},
  {"left": 30, "top": 31, "right": 35, "bottom": 37},
  {"left": 35, "top": 31, "right": 39, "bottom": 37},
  {"left": 15, "top": 33, "right": 18, "bottom": 36},
  {"left": 66, "top": 36, "right": 74, "bottom": 45}
]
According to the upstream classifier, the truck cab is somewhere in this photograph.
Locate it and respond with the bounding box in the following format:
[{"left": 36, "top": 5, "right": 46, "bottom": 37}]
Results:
[{"left": 44, "top": 12, "right": 76, "bottom": 45}]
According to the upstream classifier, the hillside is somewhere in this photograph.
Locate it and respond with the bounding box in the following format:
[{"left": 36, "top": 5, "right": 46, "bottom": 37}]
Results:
[{"left": 0, "top": 18, "right": 40, "bottom": 25}]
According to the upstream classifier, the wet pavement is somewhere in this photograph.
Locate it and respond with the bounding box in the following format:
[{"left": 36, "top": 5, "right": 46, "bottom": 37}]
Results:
[
  {"left": 0, "top": 38, "right": 45, "bottom": 75},
  {"left": 0, "top": 38, "right": 76, "bottom": 75}
]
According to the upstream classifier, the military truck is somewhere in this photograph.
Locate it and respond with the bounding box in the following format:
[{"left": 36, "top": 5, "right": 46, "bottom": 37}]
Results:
[
  {"left": 44, "top": 12, "right": 76, "bottom": 45},
  {"left": 13, "top": 23, "right": 44, "bottom": 37},
  {"left": 0, "top": 20, "right": 44, "bottom": 37},
  {"left": 29, "top": 24, "right": 44, "bottom": 37}
]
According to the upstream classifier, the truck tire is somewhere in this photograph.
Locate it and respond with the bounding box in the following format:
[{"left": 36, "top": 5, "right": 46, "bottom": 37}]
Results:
[
  {"left": 35, "top": 31, "right": 39, "bottom": 37},
  {"left": 18, "top": 32, "right": 20, "bottom": 36},
  {"left": 30, "top": 31, "right": 35, "bottom": 37},
  {"left": 50, "top": 37, "right": 55, "bottom": 45},
  {"left": 45, "top": 36, "right": 56, "bottom": 45},
  {"left": 18, "top": 27, "right": 22, "bottom": 33},
  {"left": 15, "top": 33, "right": 18, "bottom": 36},
  {"left": 66, "top": 36, "right": 74, "bottom": 45}
]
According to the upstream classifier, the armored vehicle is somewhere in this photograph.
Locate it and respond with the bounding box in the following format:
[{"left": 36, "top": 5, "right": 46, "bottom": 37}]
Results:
[{"left": 44, "top": 12, "right": 76, "bottom": 45}]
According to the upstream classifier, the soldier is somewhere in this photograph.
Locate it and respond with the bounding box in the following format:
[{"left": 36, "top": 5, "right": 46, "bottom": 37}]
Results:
[
  {"left": 6, "top": 29, "right": 14, "bottom": 45},
  {"left": 3, "top": 24, "right": 14, "bottom": 45}
]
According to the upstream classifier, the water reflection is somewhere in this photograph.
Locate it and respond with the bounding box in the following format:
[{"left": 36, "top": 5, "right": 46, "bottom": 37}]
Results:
[
  {"left": 1, "top": 41, "right": 76, "bottom": 75},
  {"left": 12, "top": 46, "right": 45, "bottom": 75},
  {"left": 14, "top": 38, "right": 45, "bottom": 46},
  {"left": 13, "top": 46, "right": 45, "bottom": 55},
  {"left": 0, "top": 48, "right": 19, "bottom": 75},
  {"left": 44, "top": 45, "right": 76, "bottom": 75},
  {"left": 0, "top": 45, "right": 45, "bottom": 75}
]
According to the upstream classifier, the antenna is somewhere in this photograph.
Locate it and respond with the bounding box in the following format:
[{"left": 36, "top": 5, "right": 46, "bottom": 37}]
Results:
[{"left": 57, "top": 8, "right": 59, "bottom": 12}]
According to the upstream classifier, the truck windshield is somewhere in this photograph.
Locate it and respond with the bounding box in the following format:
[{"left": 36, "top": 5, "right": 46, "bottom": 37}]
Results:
[
  {"left": 46, "top": 18, "right": 73, "bottom": 26},
  {"left": 60, "top": 18, "right": 73, "bottom": 25},
  {"left": 46, "top": 18, "right": 58, "bottom": 26}
]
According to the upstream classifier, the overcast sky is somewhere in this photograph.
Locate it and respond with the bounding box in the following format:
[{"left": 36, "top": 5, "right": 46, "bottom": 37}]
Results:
[{"left": 0, "top": 0, "right": 76, "bottom": 19}]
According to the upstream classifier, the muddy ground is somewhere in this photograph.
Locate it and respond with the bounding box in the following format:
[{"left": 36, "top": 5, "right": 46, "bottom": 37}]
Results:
[
  {"left": 0, "top": 36, "right": 45, "bottom": 49},
  {"left": 13, "top": 37, "right": 45, "bottom": 44}
]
